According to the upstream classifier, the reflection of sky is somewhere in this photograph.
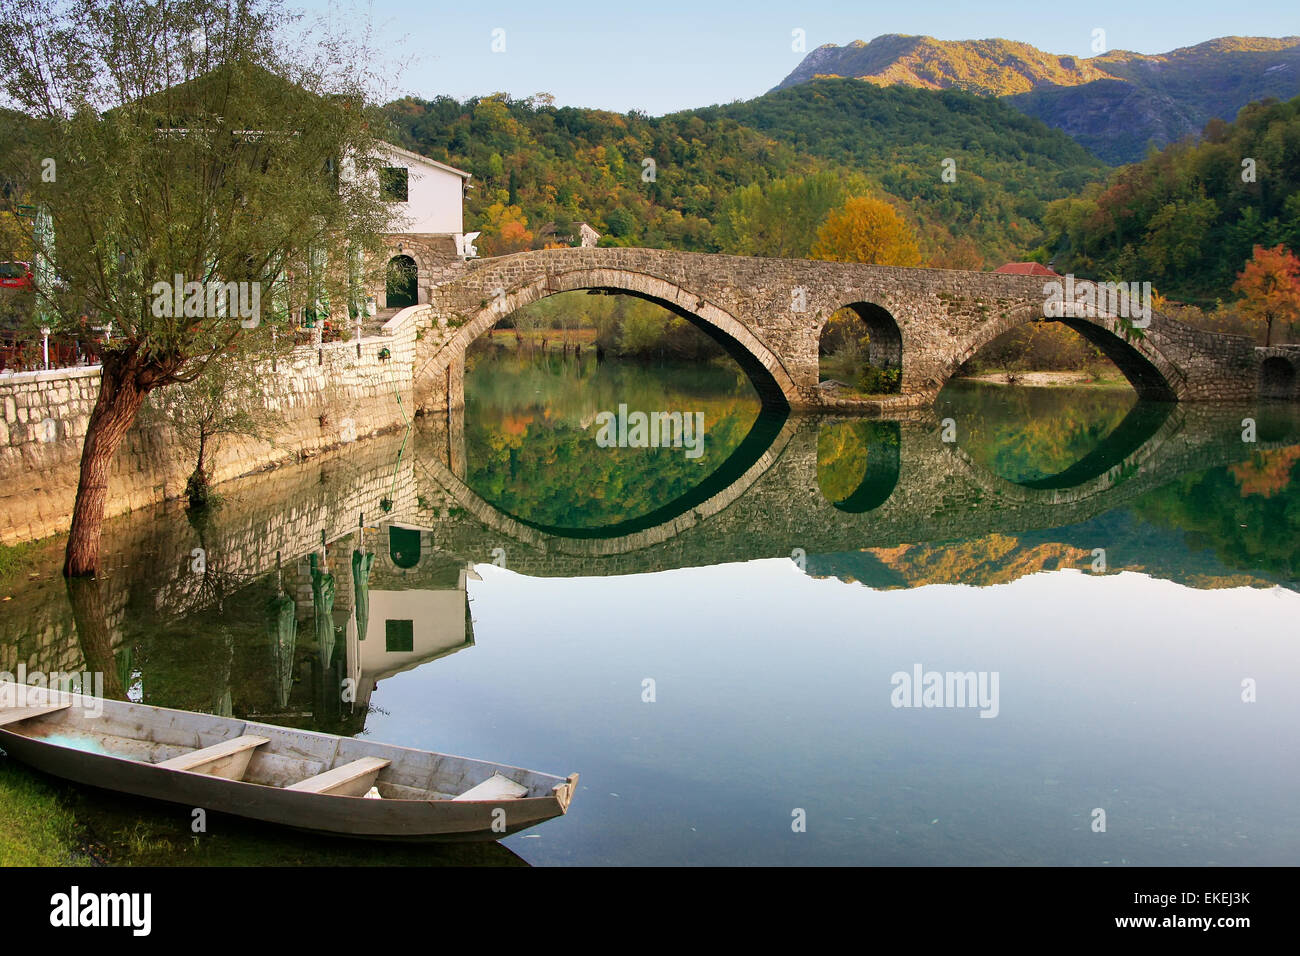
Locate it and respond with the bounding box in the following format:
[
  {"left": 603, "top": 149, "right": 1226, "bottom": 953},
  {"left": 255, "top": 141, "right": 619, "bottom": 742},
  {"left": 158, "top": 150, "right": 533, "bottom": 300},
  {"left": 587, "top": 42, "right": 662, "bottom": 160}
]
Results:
[{"left": 364, "top": 560, "right": 1300, "bottom": 865}]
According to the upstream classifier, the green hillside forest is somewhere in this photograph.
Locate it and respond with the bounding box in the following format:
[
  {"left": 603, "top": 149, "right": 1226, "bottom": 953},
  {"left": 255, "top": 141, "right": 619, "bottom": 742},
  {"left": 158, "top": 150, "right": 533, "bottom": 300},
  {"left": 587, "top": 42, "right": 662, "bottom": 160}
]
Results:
[
  {"left": 775, "top": 34, "right": 1300, "bottom": 164},
  {"left": 1038, "top": 95, "right": 1300, "bottom": 304},
  {"left": 382, "top": 80, "right": 1107, "bottom": 267}
]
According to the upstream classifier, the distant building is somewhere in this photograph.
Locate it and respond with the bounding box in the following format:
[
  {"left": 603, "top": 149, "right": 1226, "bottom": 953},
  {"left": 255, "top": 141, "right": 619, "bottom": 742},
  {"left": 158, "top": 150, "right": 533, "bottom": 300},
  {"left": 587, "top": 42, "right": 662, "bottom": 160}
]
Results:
[
  {"left": 993, "top": 262, "right": 1060, "bottom": 277},
  {"left": 539, "top": 220, "right": 602, "bottom": 249}
]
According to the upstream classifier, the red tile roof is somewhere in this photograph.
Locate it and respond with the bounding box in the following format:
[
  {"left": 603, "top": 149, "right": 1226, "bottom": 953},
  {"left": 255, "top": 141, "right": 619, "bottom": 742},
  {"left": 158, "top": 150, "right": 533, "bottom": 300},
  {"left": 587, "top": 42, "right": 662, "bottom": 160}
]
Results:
[{"left": 993, "top": 262, "right": 1060, "bottom": 276}]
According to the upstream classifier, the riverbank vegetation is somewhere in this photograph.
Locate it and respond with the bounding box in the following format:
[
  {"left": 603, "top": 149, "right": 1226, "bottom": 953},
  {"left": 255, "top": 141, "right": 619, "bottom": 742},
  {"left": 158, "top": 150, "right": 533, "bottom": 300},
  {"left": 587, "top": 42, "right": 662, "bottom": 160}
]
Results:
[
  {"left": 0, "top": 763, "right": 77, "bottom": 864},
  {"left": 481, "top": 290, "right": 732, "bottom": 363}
]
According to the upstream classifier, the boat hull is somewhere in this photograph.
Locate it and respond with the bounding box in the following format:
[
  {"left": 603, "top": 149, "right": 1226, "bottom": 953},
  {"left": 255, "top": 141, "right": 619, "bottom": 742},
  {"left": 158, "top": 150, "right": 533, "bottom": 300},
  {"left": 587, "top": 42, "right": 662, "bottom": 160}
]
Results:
[{"left": 0, "top": 693, "right": 576, "bottom": 842}]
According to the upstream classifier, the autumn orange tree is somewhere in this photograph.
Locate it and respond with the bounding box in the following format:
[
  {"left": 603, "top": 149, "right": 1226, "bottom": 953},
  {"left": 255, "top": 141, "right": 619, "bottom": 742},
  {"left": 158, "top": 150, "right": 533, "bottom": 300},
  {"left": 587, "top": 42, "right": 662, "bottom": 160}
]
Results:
[
  {"left": 480, "top": 202, "right": 534, "bottom": 254},
  {"left": 810, "top": 196, "right": 922, "bottom": 267},
  {"left": 1233, "top": 245, "right": 1300, "bottom": 346}
]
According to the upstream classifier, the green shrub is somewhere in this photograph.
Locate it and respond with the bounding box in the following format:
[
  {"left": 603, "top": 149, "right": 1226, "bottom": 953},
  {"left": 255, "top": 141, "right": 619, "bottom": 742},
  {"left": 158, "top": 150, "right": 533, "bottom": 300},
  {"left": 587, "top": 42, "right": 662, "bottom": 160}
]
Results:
[{"left": 857, "top": 364, "right": 901, "bottom": 394}]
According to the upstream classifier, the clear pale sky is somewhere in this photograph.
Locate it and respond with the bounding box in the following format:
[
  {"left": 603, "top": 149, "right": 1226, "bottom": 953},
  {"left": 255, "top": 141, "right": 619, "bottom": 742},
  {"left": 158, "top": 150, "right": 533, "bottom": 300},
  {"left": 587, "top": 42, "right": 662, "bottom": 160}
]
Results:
[{"left": 302, "top": 0, "right": 1300, "bottom": 114}]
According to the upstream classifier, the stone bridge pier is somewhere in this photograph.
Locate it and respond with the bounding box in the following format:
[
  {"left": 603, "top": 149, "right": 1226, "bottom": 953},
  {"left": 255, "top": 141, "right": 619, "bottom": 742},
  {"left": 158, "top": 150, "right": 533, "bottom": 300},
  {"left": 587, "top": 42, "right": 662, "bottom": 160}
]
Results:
[{"left": 405, "top": 248, "right": 1282, "bottom": 414}]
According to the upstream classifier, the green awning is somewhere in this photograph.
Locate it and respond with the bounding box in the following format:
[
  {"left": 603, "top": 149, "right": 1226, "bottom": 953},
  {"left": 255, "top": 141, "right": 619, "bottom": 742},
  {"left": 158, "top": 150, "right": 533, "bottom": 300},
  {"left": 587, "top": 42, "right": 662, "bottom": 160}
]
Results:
[
  {"left": 267, "top": 592, "right": 297, "bottom": 709},
  {"left": 310, "top": 552, "right": 336, "bottom": 670},
  {"left": 352, "top": 548, "right": 374, "bottom": 642}
]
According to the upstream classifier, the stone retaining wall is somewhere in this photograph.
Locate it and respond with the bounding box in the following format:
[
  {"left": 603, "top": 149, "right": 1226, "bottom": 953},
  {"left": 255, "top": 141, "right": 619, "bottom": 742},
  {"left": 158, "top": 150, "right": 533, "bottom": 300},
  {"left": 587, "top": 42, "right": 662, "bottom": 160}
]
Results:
[{"left": 0, "top": 308, "right": 419, "bottom": 545}]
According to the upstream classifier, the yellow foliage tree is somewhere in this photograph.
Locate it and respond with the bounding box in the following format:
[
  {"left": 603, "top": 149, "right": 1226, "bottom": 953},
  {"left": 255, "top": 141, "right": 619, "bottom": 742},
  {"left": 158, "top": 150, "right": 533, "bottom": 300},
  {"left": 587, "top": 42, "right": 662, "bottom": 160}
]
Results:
[
  {"left": 481, "top": 202, "right": 534, "bottom": 255},
  {"left": 811, "top": 197, "right": 921, "bottom": 267}
]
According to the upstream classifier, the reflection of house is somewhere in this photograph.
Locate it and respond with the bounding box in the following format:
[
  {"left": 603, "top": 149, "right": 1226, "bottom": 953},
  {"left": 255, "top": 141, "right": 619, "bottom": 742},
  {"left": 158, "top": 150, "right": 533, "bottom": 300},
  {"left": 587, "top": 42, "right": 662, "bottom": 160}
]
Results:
[
  {"left": 343, "top": 526, "right": 476, "bottom": 710},
  {"left": 375, "top": 143, "right": 473, "bottom": 310},
  {"left": 346, "top": 565, "right": 476, "bottom": 710},
  {"left": 257, "top": 527, "right": 474, "bottom": 734}
]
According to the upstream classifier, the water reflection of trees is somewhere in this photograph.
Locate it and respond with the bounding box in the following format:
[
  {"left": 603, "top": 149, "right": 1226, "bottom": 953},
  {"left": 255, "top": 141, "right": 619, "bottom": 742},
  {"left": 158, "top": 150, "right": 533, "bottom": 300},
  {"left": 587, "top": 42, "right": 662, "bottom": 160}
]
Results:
[
  {"left": 817, "top": 420, "right": 901, "bottom": 512},
  {"left": 938, "top": 381, "right": 1139, "bottom": 483}
]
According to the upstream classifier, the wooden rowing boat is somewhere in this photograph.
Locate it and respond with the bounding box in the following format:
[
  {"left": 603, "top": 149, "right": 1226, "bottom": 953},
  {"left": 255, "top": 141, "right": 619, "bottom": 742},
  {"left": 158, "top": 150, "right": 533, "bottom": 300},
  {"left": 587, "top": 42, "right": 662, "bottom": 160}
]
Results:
[{"left": 0, "top": 687, "right": 578, "bottom": 841}]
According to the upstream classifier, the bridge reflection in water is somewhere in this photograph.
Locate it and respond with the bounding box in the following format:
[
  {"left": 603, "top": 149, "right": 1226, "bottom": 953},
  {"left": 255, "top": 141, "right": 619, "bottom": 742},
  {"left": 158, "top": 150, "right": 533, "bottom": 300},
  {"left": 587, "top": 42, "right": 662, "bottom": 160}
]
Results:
[
  {"left": 4, "top": 398, "right": 1297, "bottom": 740},
  {"left": 420, "top": 400, "right": 1296, "bottom": 576}
]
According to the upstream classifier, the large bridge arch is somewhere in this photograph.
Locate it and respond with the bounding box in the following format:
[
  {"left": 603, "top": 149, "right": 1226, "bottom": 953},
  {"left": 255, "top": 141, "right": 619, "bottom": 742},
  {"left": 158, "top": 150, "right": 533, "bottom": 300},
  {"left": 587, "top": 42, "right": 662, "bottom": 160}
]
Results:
[
  {"left": 417, "top": 265, "right": 800, "bottom": 412},
  {"left": 941, "top": 302, "right": 1183, "bottom": 401}
]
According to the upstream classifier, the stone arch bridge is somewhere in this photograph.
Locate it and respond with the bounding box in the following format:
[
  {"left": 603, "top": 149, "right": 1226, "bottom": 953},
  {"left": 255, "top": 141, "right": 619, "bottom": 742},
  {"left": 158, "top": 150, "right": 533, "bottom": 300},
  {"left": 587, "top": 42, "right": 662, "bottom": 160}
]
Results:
[{"left": 407, "top": 247, "right": 1290, "bottom": 413}]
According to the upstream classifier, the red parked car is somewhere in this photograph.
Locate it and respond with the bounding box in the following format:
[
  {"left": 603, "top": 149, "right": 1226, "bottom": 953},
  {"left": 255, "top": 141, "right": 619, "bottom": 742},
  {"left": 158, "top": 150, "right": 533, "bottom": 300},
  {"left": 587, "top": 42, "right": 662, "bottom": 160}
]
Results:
[{"left": 0, "top": 262, "right": 33, "bottom": 290}]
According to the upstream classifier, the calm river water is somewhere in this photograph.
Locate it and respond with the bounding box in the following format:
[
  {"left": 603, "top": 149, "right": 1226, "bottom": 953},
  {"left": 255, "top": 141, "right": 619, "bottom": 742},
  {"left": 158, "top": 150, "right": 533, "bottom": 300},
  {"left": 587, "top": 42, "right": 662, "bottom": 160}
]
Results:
[{"left": 3, "top": 348, "right": 1298, "bottom": 865}]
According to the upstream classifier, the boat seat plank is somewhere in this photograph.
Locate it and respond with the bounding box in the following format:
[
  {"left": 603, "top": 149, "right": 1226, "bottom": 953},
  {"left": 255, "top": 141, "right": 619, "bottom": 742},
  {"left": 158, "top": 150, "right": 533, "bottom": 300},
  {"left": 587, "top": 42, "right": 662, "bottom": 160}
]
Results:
[
  {"left": 156, "top": 734, "right": 269, "bottom": 772},
  {"left": 0, "top": 701, "right": 72, "bottom": 727},
  {"left": 452, "top": 772, "right": 529, "bottom": 802},
  {"left": 286, "top": 756, "right": 391, "bottom": 795}
]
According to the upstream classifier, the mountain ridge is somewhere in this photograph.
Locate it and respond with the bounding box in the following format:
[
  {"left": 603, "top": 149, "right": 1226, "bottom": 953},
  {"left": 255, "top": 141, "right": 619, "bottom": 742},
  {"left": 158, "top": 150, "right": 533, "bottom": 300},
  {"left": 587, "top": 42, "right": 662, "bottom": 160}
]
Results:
[{"left": 775, "top": 34, "right": 1300, "bottom": 163}]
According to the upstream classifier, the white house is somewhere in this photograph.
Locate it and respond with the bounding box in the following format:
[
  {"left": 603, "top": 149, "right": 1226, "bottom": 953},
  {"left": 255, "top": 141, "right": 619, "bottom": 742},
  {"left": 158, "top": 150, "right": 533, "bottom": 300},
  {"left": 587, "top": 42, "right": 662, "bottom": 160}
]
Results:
[
  {"left": 372, "top": 142, "right": 474, "bottom": 309},
  {"left": 376, "top": 142, "right": 469, "bottom": 236}
]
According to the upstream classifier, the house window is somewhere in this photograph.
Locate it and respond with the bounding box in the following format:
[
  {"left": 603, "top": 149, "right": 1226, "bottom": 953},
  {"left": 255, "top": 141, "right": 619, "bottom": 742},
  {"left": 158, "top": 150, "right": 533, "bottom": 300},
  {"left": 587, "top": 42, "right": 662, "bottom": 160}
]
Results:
[
  {"left": 385, "top": 619, "right": 414, "bottom": 653},
  {"left": 381, "top": 167, "right": 409, "bottom": 202}
]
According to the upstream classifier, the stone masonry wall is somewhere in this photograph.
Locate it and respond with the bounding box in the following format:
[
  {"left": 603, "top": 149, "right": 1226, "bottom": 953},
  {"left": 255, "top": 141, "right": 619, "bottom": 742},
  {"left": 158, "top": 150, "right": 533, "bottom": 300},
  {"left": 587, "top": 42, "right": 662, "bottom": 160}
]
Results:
[{"left": 0, "top": 308, "right": 418, "bottom": 546}]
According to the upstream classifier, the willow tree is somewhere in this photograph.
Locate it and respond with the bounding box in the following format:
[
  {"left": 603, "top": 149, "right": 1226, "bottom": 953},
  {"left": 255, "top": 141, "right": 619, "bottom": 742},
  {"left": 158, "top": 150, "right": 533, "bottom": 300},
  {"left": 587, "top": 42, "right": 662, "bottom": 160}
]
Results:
[{"left": 0, "top": 0, "right": 394, "bottom": 575}]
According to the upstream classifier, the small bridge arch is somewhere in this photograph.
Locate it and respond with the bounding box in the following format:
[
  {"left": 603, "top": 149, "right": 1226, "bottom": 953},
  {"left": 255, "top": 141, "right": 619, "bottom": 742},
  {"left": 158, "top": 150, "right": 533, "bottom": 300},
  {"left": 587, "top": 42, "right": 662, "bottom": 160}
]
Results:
[
  {"left": 942, "top": 301, "right": 1183, "bottom": 401},
  {"left": 1259, "top": 351, "right": 1300, "bottom": 400}
]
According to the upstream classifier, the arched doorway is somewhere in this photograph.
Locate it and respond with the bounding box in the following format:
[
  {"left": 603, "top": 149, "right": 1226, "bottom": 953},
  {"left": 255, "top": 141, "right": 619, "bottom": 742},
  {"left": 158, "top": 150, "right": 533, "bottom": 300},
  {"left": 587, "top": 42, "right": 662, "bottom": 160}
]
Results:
[
  {"left": 385, "top": 255, "right": 418, "bottom": 309},
  {"left": 388, "top": 526, "right": 421, "bottom": 569},
  {"left": 1260, "top": 356, "right": 1297, "bottom": 400}
]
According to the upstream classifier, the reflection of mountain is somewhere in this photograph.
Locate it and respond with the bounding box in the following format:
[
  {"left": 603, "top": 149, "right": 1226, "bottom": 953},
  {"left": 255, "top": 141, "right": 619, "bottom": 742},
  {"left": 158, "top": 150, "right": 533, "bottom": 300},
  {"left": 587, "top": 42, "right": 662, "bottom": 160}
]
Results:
[
  {"left": 807, "top": 498, "right": 1300, "bottom": 592},
  {"left": 808, "top": 536, "right": 1091, "bottom": 590}
]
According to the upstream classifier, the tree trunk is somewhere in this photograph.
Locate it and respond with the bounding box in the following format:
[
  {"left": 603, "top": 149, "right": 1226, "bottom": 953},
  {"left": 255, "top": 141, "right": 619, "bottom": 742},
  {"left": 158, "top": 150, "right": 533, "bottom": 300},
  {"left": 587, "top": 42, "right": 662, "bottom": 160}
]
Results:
[
  {"left": 63, "top": 356, "right": 150, "bottom": 577},
  {"left": 65, "top": 576, "right": 127, "bottom": 699},
  {"left": 186, "top": 430, "right": 210, "bottom": 510}
]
